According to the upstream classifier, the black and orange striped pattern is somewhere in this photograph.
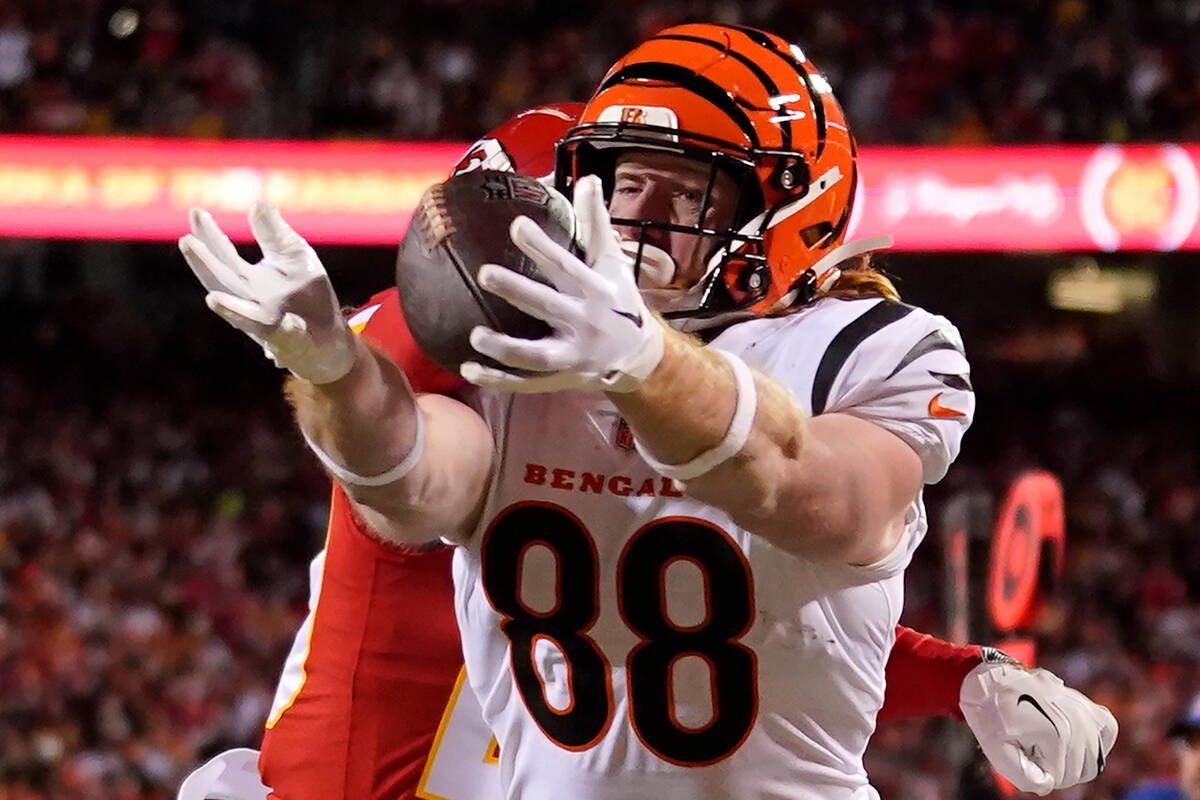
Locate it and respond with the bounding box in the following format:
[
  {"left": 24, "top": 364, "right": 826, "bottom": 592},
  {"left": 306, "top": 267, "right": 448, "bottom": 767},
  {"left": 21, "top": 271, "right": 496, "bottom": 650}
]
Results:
[{"left": 558, "top": 23, "right": 859, "bottom": 319}]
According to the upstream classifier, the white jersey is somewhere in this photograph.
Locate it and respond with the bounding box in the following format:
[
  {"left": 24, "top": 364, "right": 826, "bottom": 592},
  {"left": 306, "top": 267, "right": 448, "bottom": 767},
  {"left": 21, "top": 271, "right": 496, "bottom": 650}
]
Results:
[{"left": 451, "top": 297, "right": 974, "bottom": 800}]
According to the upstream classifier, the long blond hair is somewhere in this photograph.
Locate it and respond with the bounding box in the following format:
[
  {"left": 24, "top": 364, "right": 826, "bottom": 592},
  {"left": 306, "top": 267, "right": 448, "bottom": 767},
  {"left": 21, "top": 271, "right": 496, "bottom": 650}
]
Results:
[{"left": 823, "top": 253, "right": 900, "bottom": 302}]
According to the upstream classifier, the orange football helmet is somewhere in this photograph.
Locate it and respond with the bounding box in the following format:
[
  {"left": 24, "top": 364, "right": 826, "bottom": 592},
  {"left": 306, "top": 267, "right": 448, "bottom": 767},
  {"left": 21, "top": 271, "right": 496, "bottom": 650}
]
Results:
[{"left": 557, "top": 24, "right": 859, "bottom": 322}]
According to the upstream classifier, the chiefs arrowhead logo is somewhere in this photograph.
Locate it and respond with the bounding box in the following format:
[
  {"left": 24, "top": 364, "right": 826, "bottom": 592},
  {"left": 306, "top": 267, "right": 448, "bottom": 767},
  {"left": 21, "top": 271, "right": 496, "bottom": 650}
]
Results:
[{"left": 452, "top": 138, "right": 513, "bottom": 175}]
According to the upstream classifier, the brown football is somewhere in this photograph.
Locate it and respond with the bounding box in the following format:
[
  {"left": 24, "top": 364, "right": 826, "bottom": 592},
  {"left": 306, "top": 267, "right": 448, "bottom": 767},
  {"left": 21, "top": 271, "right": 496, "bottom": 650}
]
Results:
[{"left": 394, "top": 169, "right": 574, "bottom": 375}]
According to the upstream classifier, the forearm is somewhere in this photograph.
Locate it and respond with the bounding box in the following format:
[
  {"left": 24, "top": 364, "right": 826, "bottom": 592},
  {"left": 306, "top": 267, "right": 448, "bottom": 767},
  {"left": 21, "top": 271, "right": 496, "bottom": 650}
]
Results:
[
  {"left": 608, "top": 325, "right": 918, "bottom": 561},
  {"left": 608, "top": 324, "right": 810, "bottom": 524},
  {"left": 286, "top": 336, "right": 421, "bottom": 479},
  {"left": 286, "top": 337, "right": 493, "bottom": 543},
  {"left": 609, "top": 326, "right": 747, "bottom": 461}
]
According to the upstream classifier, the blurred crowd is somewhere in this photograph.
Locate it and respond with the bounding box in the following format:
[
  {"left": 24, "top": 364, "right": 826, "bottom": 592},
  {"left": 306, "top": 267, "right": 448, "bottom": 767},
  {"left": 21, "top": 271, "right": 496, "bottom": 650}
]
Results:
[
  {"left": 0, "top": 291, "right": 331, "bottom": 799},
  {"left": 869, "top": 364, "right": 1200, "bottom": 799},
  {"left": 0, "top": 0, "right": 1199, "bottom": 143},
  {"left": 2, "top": 0, "right": 1200, "bottom": 798}
]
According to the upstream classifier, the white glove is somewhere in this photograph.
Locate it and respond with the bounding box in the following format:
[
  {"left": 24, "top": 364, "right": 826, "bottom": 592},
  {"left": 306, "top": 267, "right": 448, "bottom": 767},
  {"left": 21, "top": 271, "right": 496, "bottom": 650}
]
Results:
[
  {"left": 177, "top": 748, "right": 270, "bottom": 800},
  {"left": 959, "top": 659, "right": 1118, "bottom": 796},
  {"left": 461, "top": 175, "right": 665, "bottom": 393},
  {"left": 178, "top": 203, "right": 357, "bottom": 385}
]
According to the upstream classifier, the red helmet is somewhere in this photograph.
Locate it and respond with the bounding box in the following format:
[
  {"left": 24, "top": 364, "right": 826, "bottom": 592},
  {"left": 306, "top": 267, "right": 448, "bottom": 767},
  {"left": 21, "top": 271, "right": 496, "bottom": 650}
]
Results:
[
  {"left": 557, "top": 24, "right": 858, "bottom": 322},
  {"left": 453, "top": 103, "right": 583, "bottom": 180}
]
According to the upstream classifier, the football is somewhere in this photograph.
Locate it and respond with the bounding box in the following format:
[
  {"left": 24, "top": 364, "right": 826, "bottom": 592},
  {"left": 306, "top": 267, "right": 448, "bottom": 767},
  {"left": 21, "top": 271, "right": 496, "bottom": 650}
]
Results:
[{"left": 394, "top": 169, "right": 575, "bottom": 375}]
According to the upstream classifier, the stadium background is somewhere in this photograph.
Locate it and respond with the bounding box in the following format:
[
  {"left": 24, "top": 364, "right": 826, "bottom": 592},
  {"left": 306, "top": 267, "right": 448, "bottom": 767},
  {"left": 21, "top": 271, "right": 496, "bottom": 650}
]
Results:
[{"left": 2, "top": 0, "right": 1199, "bottom": 798}]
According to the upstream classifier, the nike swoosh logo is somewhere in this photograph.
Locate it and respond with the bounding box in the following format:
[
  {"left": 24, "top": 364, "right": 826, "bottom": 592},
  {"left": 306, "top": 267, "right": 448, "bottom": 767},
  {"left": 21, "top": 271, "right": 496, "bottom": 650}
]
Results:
[
  {"left": 612, "top": 308, "right": 644, "bottom": 328},
  {"left": 928, "top": 392, "right": 966, "bottom": 418},
  {"left": 1017, "top": 694, "right": 1060, "bottom": 735}
]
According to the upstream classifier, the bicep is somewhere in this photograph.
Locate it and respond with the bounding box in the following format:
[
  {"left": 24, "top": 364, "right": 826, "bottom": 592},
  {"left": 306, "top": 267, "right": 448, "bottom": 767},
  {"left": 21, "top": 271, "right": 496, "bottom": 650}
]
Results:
[
  {"left": 346, "top": 393, "right": 494, "bottom": 546},
  {"left": 764, "top": 411, "right": 923, "bottom": 563}
]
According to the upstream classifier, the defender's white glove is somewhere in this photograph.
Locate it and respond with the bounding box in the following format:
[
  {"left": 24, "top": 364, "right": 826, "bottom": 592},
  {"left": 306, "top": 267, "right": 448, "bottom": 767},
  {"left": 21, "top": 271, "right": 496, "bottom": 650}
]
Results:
[
  {"left": 177, "top": 748, "right": 270, "bottom": 800},
  {"left": 179, "top": 203, "right": 357, "bottom": 385},
  {"left": 461, "top": 175, "right": 664, "bottom": 393},
  {"left": 959, "top": 659, "right": 1118, "bottom": 796}
]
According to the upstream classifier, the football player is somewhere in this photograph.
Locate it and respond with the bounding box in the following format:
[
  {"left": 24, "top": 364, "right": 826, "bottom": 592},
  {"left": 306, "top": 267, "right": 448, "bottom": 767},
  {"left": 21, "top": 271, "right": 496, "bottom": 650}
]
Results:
[
  {"left": 179, "top": 26, "right": 1115, "bottom": 799},
  {"left": 177, "top": 276, "right": 1113, "bottom": 800}
]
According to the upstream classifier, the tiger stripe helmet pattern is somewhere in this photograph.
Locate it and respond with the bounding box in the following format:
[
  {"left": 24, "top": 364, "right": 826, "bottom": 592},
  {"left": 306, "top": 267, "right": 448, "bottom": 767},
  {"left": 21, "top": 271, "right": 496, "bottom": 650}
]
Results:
[{"left": 557, "top": 23, "right": 858, "bottom": 320}]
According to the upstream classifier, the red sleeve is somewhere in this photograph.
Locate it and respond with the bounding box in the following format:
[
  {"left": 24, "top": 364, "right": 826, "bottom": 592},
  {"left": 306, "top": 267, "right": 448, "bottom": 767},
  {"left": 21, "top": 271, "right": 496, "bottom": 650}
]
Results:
[
  {"left": 259, "top": 488, "right": 463, "bottom": 800},
  {"left": 879, "top": 625, "right": 982, "bottom": 723},
  {"left": 348, "top": 287, "right": 467, "bottom": 396},
  {"left": 262, "top": 290, "right": 467, "bottom": 797}
]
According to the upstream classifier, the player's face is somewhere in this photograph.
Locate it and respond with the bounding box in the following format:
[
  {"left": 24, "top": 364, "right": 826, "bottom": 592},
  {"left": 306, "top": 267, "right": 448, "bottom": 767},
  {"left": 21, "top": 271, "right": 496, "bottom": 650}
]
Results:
[
  {"left": 608, "top": 151, "right": 738, "bottom": 287},
  {"left": 1181, "top": 734, "right": 1200, "bottom": 800}
]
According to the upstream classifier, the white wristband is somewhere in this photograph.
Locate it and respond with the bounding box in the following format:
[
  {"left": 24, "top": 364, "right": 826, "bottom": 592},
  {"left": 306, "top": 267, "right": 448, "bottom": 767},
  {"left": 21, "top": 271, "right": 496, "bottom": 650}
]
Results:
[
  {"left": 634, "top": 349, "right": 757, "bottom": 481},
  {"left": 301, "top": 410, "right": 425, "bottom": 487}
]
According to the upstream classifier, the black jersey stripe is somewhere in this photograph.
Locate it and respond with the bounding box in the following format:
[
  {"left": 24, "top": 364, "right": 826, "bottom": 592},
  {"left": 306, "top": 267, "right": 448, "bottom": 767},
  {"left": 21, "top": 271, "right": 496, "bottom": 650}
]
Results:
[
  {"left": 885, "top": 328, "right": 966, "bottom": 379},
  {"left": 600, "top": 62, "right": 760, "bottom": 148},
  {"left": 811, "top": 301, "right": 916, "bottom": 414},
  {"left": 929, "top": 371, "right": 973, "bottom": 392},
  {"left": 648, "top": 33, "right": 792, "bottom": 151}
]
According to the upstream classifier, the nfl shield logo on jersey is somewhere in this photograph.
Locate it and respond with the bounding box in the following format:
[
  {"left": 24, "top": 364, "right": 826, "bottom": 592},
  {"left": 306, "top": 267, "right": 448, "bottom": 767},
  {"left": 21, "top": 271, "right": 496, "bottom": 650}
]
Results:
[{"left": 613, "top": 419, "right": 635, "bottom": 451}]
